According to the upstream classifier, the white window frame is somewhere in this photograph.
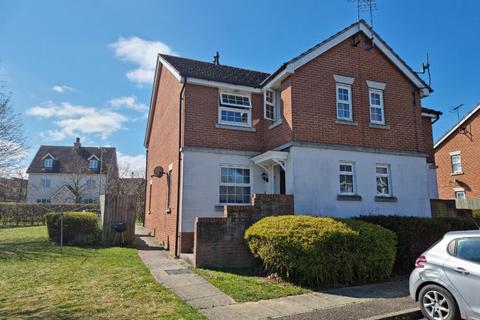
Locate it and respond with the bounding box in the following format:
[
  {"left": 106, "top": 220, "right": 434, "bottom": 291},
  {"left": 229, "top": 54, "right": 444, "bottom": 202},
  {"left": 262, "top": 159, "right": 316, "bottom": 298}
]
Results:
[
  {"left": 369, "top": 88, "right": 385, "bottom": 124},
  {"left": 455, "top": 190, "right": 466, "bottom": 200},
  {"left": 264, "top": 89, "right": 279, "bottom": 121},
  {"left": 375, "top": 164, "right": 392, "bottom": 196},
  {"left": 43, "top": 158, "right": 53, "bottom": 168},
  {"left": 218, "top": 92, "right": 252, "bottom": 128},
  {"left": 450, "top": 152, "right": 462, "bottom": 174},
  {"left": 219, "top": 165, "right": 251, "bottom": 204},
  {"left": 339, "top": 161, "right": 356, "bottom": 195},
  {"left": 336, "top": 84, "right": 353, "bottom": 121},
  {"left": 86, "top": 178, "right": 96, "bottom": 190},
  {"left": 89, "top": 159, "right": 98, "bottom": 169},
  {"left": 41, "top": 178, "right": 51, "bottom": 189}
]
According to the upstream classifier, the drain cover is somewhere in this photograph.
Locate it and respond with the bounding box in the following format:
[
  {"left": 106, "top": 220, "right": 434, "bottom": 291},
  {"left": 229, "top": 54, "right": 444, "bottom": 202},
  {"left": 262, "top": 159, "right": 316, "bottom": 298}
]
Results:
[{"left": 165, "top": 269, "right": 192, "bottom": 275}]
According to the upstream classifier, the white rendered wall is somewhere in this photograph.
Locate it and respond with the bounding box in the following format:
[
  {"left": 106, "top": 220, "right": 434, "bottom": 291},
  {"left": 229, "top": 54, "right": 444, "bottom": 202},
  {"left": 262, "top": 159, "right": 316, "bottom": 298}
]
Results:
[
  {"left": 426, "top": 165, "right": 439, "bottom": 199},
  {"left": 181, "top": 150, "right": 266, "bottom": 232},
  {"left": 287, "top": 146, "right": 431, "bottom": 217},
  {"left": 26, "top": 173, "right": 106, "bottom": 203}
]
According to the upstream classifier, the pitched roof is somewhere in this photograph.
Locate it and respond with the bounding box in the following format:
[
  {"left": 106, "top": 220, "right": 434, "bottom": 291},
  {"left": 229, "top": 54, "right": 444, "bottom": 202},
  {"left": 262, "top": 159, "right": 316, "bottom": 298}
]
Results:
[
  {"left": 434, "top": 103, "right": 480, "bottom": 149},
  {"left": 27, "top": 144, "right": 118, "bottom": 175},
  {"left": 261, "top": 20, "right": 432, "bottom": 95},
  {"left": 159, "top": 54, "right": 270, "bottom": 88}
]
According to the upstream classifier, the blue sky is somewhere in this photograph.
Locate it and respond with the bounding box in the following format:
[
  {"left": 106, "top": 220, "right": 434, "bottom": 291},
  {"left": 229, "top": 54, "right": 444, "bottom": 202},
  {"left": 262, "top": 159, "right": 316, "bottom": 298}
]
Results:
[{"left": 1, "top": 0, "right": 479, "bottom": 175}]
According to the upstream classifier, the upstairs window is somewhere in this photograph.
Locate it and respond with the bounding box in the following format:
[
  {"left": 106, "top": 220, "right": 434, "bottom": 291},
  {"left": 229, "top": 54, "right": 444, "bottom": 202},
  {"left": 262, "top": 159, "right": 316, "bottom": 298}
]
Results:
[
  {"left": 339, "top": 162, "right": 355, "bottom": 195},
  {"left": 43, "top": 158, "right": 53, "bottom": 168},
  {"left": 86, "top": 178, "right": 96, "bottom": 190},
  {"left": 41, "top": 178, "right": 51, "bottom": 189},
  {"left": 336, "top": 84, "right": 352, "bottom": 121},
  {"left": 450, "top": 152, "right": 462, "bottom": 174},
  {"left": 369, "top": 89, "right": 385, "bottom": 124},
  {"left": 218, "top": 92, "right": 252, "bottom": 127},
  {"left": 264, "top": 90, "right": 279, "bottom": 121},
  {"left": 376, "top": 164, "right": 391, "bottom": 196},
  {"left": 89, "top": 159, "right": 98, "bottom": 170}
]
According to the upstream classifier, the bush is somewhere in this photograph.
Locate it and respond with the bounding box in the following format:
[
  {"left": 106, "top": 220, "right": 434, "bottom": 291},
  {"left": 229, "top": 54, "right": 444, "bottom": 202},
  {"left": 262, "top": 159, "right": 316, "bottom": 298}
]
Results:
[
  {"left": 356, "top": 215, "right": 479, "bottom": 274},
  {"left": 46, "top": 212, "right": 100, "bottom": 246},
  {"left": 244, "top": 216, "right": 396, "bottom": 288}
]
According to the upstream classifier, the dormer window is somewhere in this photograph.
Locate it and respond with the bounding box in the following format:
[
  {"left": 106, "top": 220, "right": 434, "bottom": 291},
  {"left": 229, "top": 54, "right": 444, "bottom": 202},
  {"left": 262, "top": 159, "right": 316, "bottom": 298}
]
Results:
[
  {"left": 218, "top": 92, "right": 252, "bottom": 127},
  {"left": 43, "top": 158, "right": 53, "bottom": 168},
  {"left": 89, "top": 159, "right": 98, "bottom": 170}
]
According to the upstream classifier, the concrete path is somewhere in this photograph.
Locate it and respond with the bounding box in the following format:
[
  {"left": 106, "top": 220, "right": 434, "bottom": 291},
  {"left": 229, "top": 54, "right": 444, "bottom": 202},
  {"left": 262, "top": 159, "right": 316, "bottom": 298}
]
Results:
[
  {"left": 135, "top": 227, "right": 416, "bottom": 320},
  {"left": 134, "top": 227, "right": 235, "bottom": 310}
]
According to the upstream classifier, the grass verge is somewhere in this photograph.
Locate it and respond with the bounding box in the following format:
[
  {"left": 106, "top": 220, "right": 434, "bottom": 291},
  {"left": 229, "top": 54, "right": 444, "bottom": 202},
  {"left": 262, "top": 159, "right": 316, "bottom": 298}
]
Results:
[
  {"left": 194, "top": 268, "right": 309, "bottom": 303},
  {"left": 0, "top": 226, "right": 205, "bottom": 319}
]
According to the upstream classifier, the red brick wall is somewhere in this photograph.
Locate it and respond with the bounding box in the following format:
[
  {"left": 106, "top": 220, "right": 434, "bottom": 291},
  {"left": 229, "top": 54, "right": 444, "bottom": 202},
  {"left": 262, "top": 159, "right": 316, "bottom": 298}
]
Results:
[
  {"left": 435, "top": 110, "right": 480, "bottom": 199},
  {"left": 144, "top": 66, "right": 182, "bottom": 251},
  {"left": 289, "top": 33, "right": 425, "bottom": 153},
  {"left": 194, "top": 194, "right": 294, "bottom": 268}
]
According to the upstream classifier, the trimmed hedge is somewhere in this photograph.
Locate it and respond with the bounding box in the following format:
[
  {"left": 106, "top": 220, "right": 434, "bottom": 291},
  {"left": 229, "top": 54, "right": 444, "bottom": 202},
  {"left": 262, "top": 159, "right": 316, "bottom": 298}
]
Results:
[
  {"left": 244, "top": 216, "right": 396, "bottom": 288},
  {"left": 357, "top": 215, "right": 479, "bottom": 274},
  {"left": 46, "top": 212, "right": 100, "bottom": 246}
]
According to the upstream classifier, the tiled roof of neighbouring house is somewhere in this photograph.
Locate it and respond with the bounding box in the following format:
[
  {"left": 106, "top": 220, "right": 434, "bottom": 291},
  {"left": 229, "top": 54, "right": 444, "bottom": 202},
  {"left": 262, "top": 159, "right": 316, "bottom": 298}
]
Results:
[
  {"left": 27, "top": 143, "right": 118, "bottom": 175},
  {"left": 160, "top": 54, "right": 270, "bottom": 88}
]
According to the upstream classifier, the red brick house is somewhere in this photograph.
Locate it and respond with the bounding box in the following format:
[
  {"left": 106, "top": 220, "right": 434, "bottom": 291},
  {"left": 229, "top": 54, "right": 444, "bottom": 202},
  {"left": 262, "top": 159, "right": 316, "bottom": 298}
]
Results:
[
  {"left": 434, "top": 103, "right": 480, "bottom": 200},
  {"left": 144, "top": 20, "right": 441, "bottom": 255}
]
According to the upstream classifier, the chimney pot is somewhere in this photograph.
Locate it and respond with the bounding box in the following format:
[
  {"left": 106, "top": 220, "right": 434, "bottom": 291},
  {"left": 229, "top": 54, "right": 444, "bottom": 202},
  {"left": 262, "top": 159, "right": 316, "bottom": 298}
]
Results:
[{"left": 74, "top": 137, "right": 81, "bottom": 149}]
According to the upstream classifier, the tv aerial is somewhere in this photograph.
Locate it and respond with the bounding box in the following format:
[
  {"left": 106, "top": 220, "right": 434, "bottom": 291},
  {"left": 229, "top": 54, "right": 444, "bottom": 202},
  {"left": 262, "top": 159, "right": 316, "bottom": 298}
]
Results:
[
  {"left": 348, "top": 0, "right": 377, "bottom": 49},
  {"left": 416, "top": 53, "right": 433, "bottom": 87},
  {"left": 450, "top": 104, "right": 464, "bottom": 121}
]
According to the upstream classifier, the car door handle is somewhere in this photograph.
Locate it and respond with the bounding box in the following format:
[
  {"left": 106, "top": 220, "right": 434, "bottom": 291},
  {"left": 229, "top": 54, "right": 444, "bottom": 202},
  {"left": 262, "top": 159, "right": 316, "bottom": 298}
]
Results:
[{"left": 454, "top": 267, "right": 470, "bottom": 275}]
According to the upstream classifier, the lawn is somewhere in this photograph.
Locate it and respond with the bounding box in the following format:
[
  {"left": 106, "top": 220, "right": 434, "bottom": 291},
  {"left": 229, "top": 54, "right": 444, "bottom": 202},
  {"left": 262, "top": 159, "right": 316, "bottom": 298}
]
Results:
[
  {"left": 0, "top": 226, "right": 205, "bottom": 319},
  {"left": 194, "top": 268, "right": 309, "bottom": 303}
]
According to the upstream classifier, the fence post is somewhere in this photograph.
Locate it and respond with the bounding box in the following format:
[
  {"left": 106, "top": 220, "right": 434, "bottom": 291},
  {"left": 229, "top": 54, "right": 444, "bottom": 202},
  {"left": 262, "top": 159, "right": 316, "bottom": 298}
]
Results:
[{"left": 60, "top": 213, "right": 64, "bottom": 249}]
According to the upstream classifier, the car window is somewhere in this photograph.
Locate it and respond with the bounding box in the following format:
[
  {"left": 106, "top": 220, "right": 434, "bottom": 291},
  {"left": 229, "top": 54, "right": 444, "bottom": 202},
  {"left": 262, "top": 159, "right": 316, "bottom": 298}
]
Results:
[{"left": 456, "top": 237, "right": 480, "bottom": 263}]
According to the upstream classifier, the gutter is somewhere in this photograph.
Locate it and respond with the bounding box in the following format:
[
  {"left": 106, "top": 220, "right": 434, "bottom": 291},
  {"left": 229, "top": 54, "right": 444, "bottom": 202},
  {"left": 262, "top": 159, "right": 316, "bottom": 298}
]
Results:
[{"left": 174, "top": 76, "right": 187, "bottom": 258}]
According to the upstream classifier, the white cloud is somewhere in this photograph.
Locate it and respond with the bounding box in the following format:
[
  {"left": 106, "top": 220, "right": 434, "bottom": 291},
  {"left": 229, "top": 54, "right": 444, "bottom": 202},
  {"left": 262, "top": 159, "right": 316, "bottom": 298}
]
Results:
[
  {"left": 52, "top": 85, "right": 74, "bottom": 93},
  {"left": 109, "top": 95, "right": 147, "bottom": 112},
  {"left": 110, "top": 36, "right": 174, "bottom": 84},
  {"left": 117, "top": 152, "right": 146, "bottom": 177},
  {"left": 27, "top": 101, "right": 128, "bottom": 141}
]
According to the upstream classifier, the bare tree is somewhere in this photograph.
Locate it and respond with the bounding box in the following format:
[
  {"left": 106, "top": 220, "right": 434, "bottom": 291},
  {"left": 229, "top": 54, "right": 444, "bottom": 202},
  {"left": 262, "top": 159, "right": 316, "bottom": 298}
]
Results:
[
  {"left": 64, "top": 157, "right": 90, "bottom": 203},
  {"left": 0, "top": 89, "right": 26, "bottom": 176}
]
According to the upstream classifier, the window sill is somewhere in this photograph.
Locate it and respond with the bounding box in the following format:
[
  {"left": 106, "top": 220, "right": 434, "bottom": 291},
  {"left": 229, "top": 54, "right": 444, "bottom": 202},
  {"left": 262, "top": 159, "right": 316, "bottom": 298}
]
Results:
[
  {"left": 337, "top": 194, "right": 362, "bottom": 201},
  {"left": 369, "top": 123, "right": 391, "bottom": 129},
  {"left": 451, "top": 172, "right": 464, "bottom": 176},
  {"left": 268, "top": 119, "right": 283, "bottom": 129},
  {"left": 215, "top": 123, "right": 256, "bottom": 132},
  {"left": 335, "top": 119, "right": 358, "bottom": 126},
  {"left": 374, "top": 196, "right": 397, "bottom": 202},
  {"left": 215, "top": 204, "right": 250, "bottom": 210}
]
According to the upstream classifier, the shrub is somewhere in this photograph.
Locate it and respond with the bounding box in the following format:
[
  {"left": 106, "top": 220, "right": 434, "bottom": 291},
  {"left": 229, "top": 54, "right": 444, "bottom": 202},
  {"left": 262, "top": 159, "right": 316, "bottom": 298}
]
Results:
[
  {"left": 46, "top": 212, "right": 100, "bottom": 246},
  {"left": 244, "top": 216, "right": 396, "bottom": 288},
  {"left": 356, "top": 215, "right": 478, "bottom": 274}
]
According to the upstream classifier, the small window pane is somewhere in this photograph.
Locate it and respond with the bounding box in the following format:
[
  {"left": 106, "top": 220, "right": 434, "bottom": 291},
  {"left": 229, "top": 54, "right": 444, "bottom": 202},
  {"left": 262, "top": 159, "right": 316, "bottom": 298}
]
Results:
[
  {"left": 377, "top": 176, "right": 390, "bottom": 195},
  {"left": 456, "top": 238, "right": 480, "bottom": 263}
]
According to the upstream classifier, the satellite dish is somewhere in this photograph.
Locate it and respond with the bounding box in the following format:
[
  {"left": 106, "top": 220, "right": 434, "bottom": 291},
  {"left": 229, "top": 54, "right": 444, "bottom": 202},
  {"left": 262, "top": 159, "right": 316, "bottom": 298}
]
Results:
[{"left": 153, "top": 166, "right": 165, "bottom": 178}]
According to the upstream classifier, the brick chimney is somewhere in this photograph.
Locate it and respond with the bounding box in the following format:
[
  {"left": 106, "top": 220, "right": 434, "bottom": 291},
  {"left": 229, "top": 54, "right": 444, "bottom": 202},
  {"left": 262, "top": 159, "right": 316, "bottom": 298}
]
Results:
[{"left": 74, "top": 137, "right": 81, "bottom": 150}]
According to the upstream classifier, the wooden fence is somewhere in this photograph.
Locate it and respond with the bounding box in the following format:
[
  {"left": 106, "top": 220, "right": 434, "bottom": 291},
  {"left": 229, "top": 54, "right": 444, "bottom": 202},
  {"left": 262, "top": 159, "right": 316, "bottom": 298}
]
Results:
[
  {"left": 100, "top": 194, "right": 137, "bottom": 246},
  {"left": 456, "top": 198, "right": 480, "bottom": 210}
]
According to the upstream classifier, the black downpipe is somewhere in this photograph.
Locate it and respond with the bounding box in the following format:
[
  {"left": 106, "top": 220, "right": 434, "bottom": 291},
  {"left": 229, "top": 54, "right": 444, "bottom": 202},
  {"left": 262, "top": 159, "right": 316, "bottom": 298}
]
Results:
[{"left": 174, "top": 77, "right": 187, "bottom": 258}]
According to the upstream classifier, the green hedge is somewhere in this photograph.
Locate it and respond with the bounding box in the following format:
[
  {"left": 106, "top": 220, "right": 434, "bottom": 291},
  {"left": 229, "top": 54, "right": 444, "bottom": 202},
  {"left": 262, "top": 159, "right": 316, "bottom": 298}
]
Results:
[
  {"left": 357, "top": 215, "right": 479, "bottom": 274},
  {"left": 244, "top": 216, "right": 396, "bottom": 288},
  {"left": 46, "top": 212, "right": 100, "bottom": 246}
]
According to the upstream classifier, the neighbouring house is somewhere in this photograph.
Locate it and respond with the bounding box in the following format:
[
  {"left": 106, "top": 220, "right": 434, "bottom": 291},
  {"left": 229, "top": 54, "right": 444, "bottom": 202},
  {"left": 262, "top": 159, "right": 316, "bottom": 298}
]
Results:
[
  {"left": 434, "top": 103, "right": 480, "bottom": 200},
  {"left": 144, "top": 20, "right": 441, "bottom": 255},
  {"left": 0, "top": 177, "right": 27, "bottom": 202},
  {"left": 26, "top": 138, "right": 118, "bottom": 204}
]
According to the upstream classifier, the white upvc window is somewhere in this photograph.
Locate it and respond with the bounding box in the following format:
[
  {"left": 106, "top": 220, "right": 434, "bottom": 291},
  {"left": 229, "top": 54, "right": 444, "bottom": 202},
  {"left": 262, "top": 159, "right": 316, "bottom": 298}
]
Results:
[
  {"left": 455, "top": 190, "right": 466, "bottom": 200},
  {"left": 369, "top": 89, "right": 385, "bottom": 124},
  {"left": 376, "top": 164, "right": 391, "bottom": 196},
  {"left": 450, "top": 152, "right": 462, "bottom": 174},
  {"left": 264, "top": 89, "right": 279, "bottom": 121},
  {"left": 218, "top": 92, "right": 252, "bottom": 127},
  {"left": 43, "top": 158, "right": 53, "bottom": 168},
  {"left": 41, "top": 178, "right": 51, "bottom": 189},
  {"left": 339, "top": 162, "right": 355, "bottom": 195},
  {"left": 86, "top": 178, "right": 96, "bottom": 190},
  {"left": 219, "top": 166, "right": 251, "bottom": 204},
  {"left": 336, "top": 84, "right": 352, "bottom": 121},
  {"left": 89, "top": 159, "right": 98, "bottom": 169}
]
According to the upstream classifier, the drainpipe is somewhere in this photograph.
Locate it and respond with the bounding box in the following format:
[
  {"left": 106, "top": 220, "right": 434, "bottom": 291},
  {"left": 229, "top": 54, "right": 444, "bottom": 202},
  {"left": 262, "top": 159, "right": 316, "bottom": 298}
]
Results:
[
  {"left": 174, "top": 76, "right": 187, "bottom": 258},
  {"left": 143, "top": 149, "right": 148, "bottom": 227}
]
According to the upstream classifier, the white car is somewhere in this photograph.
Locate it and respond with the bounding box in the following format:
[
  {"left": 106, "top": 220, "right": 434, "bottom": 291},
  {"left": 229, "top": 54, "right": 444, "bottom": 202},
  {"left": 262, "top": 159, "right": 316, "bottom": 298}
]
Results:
[{"left": 409, "top": 230, "right": 480, "bottom": 320}]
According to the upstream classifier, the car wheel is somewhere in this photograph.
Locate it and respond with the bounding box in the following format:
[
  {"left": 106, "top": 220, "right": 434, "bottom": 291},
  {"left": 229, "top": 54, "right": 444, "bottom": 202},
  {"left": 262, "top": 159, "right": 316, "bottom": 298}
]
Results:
[{"left": 419, "top": 284, "right": 460, "bottom": 320}]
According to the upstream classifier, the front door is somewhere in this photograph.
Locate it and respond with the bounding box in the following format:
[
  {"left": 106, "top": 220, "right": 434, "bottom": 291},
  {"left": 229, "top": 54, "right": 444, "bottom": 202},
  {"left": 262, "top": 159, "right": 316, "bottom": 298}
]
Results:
[{"left": 279, "top": 168, "right": 286, "bottom": 195}]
